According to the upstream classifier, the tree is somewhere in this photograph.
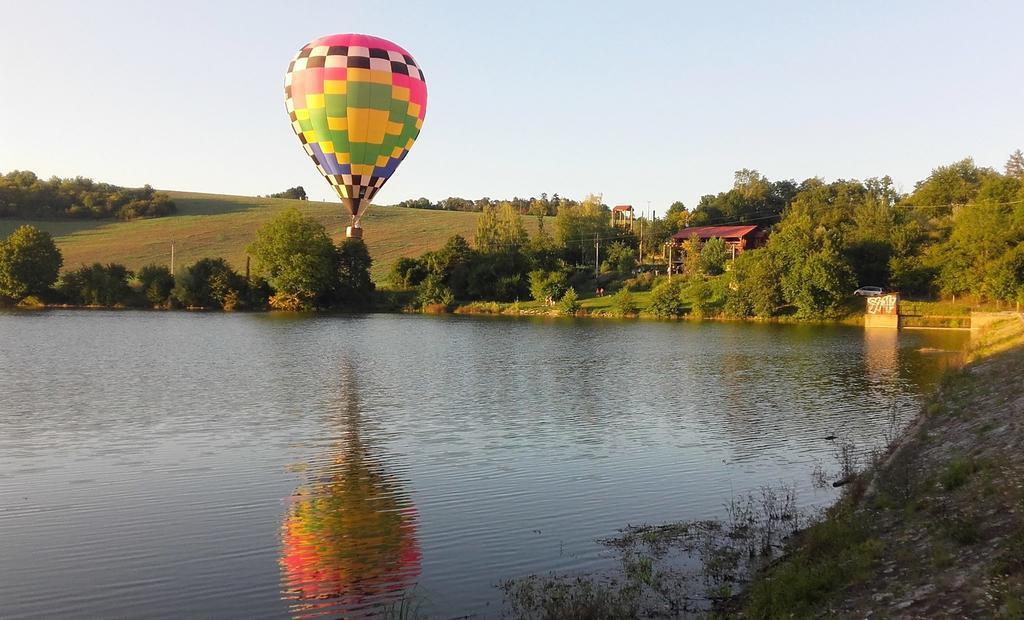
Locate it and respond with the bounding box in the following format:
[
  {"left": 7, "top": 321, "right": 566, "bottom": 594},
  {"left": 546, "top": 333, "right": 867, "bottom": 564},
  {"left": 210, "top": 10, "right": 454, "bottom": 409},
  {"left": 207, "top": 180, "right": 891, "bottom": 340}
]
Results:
[
  {"left": 269, "top": 186, "right": 307, "bottom": 200},
  {"left": 475, "top": 202, "right": 528, "bottom": 252},
  {"left": 904, "top": 158, "right": 996, "bottom": 212},
  {"left": 137, "top": 264, "right": 175, "bottom": 306},
  {"left": 0, "top": 171, "right": 175, "bottom": 219},
  {"left": 790, "top": 241, "right": 856, "bottom": 318},
  {"left": 555, "top": 194, "right": 613, "bottom": 264},
  {"left": 0, "top": 225, "right": 62, "bottom": 301},
  {"left": 665, "top": 201, "right": 689, "bottom": 230},
  {"left": 424, "top": 234, "right": 476, "bottom": 299},
  {"left": 1005, "top": 149, "right": 1024, "bottom": 179},
  {"left": 247, "top": 208, "right": 338, "bottom": 309},
  {"left": 680, "top": 234, "right": 703, "bottom": 277},
  {"left": 688, "top": 170, "right": 797, "bottom": 226},
  {"left": 698, "top": 237, "right": 729, "bottom": 276},
  {"left": 387, "top": 257, "right": 427, "bottom": 289},
  {"left": 335, "top": 238, "right": 374, "bottom": 305},
  {"left": 601, "top": 242, "right": 637, "bottom": 275}
]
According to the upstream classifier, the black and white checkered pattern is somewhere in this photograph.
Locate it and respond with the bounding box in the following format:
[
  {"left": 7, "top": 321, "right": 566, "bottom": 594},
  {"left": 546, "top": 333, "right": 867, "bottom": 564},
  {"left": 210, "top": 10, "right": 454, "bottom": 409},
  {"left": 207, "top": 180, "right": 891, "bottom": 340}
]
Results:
[{"left": 287, "top": 45, "right": 424, "bottom": 82}]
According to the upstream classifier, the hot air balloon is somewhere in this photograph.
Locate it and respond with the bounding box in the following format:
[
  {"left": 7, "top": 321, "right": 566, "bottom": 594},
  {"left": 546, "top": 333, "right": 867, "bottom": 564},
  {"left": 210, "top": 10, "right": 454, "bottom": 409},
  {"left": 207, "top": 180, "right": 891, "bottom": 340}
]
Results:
[{"left": 285, "top": 34, "right": 427, "bottom": 239}]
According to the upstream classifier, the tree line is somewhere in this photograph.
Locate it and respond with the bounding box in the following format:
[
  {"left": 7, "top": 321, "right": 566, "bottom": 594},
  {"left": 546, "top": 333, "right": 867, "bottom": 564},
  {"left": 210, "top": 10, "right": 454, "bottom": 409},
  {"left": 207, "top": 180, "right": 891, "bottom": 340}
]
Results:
[
  {"left": 0, "top": 170, "right": 176, "bottom": 220},
  {"left": 0, "top": 209, "right": 373, "bottom": 311},
  {"left": 386, "top": 150, "right": 1024, "bottom": 318},
  {"left": 2, "top": 150, "right": 1021, "bottom": 318},
  {"left": 387, "top": 193, "right": 582, "bottom": 215}
]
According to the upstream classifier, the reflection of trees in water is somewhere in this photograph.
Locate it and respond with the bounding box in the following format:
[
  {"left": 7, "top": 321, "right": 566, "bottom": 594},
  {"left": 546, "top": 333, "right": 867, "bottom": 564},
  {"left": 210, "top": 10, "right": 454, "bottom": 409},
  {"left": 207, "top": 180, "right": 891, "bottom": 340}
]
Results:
[{"left": 280, "top": 362, "right": 420, "bottom": 618}]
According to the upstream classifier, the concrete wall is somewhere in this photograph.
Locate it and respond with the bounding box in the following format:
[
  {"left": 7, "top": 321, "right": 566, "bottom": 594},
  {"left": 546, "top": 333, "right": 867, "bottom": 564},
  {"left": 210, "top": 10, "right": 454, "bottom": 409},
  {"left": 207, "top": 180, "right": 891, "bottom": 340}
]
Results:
[
  {"left": 864, "top": 313, "right": 900, "bottom": 329},
  {"left": 971, "top": 311, "right": 1023, "bottom": 331}
]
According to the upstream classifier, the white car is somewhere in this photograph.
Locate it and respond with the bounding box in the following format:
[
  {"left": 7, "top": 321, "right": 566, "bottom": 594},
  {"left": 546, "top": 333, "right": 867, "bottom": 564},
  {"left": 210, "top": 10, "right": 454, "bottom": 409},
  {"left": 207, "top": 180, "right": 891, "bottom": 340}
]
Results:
[{"left": 854, "top": 286, "right": 885, "bottom": 297}]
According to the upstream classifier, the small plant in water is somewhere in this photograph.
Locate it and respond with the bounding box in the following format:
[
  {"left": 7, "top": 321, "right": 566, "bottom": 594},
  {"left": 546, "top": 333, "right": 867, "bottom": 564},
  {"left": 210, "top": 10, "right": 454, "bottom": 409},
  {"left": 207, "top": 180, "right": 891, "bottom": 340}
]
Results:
[{"left": 500, "top": 484, "right": 804, "bottom": 618}]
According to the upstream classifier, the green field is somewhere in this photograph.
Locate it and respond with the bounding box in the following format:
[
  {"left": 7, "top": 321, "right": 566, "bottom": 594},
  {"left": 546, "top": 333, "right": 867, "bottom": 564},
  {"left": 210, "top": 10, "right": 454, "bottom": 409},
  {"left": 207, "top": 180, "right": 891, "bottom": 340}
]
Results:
[{"left": 0, "top": 191, "right": 498, "bottom": 281}]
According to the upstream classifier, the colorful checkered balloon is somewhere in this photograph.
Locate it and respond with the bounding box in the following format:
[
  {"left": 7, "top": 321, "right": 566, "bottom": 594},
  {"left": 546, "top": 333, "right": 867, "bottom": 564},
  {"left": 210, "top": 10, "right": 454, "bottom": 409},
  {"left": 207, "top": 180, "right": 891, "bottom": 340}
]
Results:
[{"left": 285, "top": 34, "right": 427, "bottom": 231}]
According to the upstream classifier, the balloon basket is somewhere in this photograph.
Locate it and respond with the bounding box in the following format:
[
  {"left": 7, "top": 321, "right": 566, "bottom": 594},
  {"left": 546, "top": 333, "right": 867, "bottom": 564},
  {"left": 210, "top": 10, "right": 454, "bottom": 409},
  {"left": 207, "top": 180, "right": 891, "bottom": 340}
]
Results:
[{"left": 346, "top": 226, "right": 363, "bottom": 239}]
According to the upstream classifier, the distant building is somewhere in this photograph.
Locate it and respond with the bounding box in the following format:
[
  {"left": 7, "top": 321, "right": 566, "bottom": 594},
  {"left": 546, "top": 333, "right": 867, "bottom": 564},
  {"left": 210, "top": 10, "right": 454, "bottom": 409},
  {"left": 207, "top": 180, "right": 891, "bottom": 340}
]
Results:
[
  {"left": 670, "top": 224, "right": 768, "bottom": 264},
  {"left": 611, "top": 205, "right": 634, "bottom": 229}
]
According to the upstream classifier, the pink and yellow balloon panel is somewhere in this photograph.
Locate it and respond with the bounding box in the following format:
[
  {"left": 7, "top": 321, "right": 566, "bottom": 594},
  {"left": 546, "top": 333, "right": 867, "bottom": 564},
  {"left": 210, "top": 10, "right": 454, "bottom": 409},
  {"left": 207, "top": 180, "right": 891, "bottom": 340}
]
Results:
[{"left": 285, "top": 34, "right": 427, "bottom": 235}]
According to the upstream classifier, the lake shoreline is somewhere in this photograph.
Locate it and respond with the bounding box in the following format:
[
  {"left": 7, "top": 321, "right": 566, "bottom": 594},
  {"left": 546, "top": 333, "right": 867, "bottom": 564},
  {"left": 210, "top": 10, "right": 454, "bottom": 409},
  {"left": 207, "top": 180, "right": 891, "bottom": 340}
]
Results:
[
  {"left": 5, "top": 298, "right": 982, "bottom": 331},
  {"left": 732, "top": 314, "right": 1024, "bottom": 617}
]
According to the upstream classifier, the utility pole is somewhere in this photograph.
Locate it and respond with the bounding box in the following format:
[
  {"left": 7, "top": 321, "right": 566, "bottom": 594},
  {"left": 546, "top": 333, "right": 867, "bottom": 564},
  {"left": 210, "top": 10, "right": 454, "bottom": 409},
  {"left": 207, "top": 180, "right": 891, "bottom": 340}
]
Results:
[
  {"left": 667, "top": 242, "right": 673, "bottom": 280},
  {"left": 594, "top": 233, "right": 600, "bottom": 277},
  {"left": 170, "top": 241, "right": 175, "bottom": 274},
  {"left": 638, "top": 212, "right": 644, "bottom": 264}
]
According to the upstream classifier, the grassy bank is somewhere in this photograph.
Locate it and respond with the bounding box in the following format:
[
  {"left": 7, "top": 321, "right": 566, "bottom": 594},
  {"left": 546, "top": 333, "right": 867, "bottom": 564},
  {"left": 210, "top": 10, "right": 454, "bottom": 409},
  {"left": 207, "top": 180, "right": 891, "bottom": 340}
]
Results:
[
  {"left": 737, "top": 315, "right": 1024, "bottom": 618},
  {"left": 0, "top": 191, "right": 500, "bottom": 281}
]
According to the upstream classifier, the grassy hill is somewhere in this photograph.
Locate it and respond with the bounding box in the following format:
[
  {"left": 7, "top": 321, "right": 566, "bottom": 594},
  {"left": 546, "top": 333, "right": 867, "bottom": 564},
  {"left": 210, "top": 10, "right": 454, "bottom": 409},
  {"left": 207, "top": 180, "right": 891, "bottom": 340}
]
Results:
[{"left": 0, "top": 191, "right": 494, "bottom": 281}]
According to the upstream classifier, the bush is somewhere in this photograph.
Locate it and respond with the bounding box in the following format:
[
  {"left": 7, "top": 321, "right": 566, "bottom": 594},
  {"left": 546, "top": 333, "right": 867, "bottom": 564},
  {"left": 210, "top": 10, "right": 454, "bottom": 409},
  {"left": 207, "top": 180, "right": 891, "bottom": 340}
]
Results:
[
  {"left": 416, "top": 273, "right": 455, "bottom": 310},
  {"left": 610, "top": 287, "right": 637, "bottom": 317},
  {"left": 699, "top": 237, "right": 730, "bottom": 275},
  {"left": 940, "top": 457, "right": 978, "bottom": 491},
  {"left": 172, "top": 258, "right": 248, "bottom": 310},
  {"left": 623, "top": 271, "right": 656, "bottom": 291},
  {"left": 559, "top": 287, "right": 582, "bottom": 315},
  {"left": 529, "top": 268, "right": 570, "bottom": 303},
  {"left": 387, "top": 257, "right": 427, "bottom": 289},
  {"left": 601, "top": 242, "right": 637, "bottom": 275},
  {"left": 688, "top": 280, "right": 715, "bottom": 318},
  {"left": 58, "top": 263, "right": 134, "bottom": 306},
  {"left": 648, "top": 278, "right": 685, "bottom": 318},
  {"left": 136, "top": 264, "right": 174, "bottom": 306},
  {"left": 685, "top": 277, "right": 728, "bottom": 318},
  {"left": 335, "top": 238, "right": 374, "bottom": 306}
]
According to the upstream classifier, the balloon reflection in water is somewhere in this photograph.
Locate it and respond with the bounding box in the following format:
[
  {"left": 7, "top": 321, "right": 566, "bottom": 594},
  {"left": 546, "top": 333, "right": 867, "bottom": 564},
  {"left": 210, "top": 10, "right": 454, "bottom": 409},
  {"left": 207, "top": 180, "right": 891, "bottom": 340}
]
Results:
[{"left": 280, "top": 365, "right": 420, "bottom": 618}]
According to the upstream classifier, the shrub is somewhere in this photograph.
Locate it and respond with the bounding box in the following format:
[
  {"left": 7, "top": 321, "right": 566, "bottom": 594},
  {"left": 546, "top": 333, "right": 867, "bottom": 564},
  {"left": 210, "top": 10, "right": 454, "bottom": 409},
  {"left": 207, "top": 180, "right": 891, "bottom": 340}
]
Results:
[
  {"left": 58, "top": 263, "right": 134, "bottom": 306},
  {"left": 601, "top": 242, "right": 637, "bottom": 275},
  {"left": 648, "top": 278, "right": 685, "bottom": 318},
  {"left": 335, "top": 238, "right": 374, "bottom": 306},
  {"left": 559, "top": 287, "right": 582, "bottom": 315},
  {"left": 416, "top": 273, "right": 455, "bottom": 310},
  {"left": 623, "top": 271, "right": 656, "bottom": 291},
  {"left": 529, "top": 268, "right": 569, "bottom": 303},
  {"left": 610, "top": 287, "right": 637, "bottom": 317},
  {"left": 172, "top": 258, "right": 247, "bottom": 310},
  {"left": 940, "top": 457, "right": 978, "bottom": 491},
  {"left": 136, "top": 264, "right": 174, "bottom": 306},
  {"left": 387, "top": 257, "right": 427, "bottom": 289},
  {"left": 699, "top": 237, "right": 730, "bottom": 275}
]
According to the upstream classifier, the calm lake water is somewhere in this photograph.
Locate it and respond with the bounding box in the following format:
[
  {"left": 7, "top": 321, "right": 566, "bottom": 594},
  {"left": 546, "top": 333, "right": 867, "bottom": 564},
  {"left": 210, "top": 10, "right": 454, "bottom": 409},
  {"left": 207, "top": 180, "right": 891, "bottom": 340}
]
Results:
[{"left": 0, "top": 311, "right": 967, "bottom": 618}]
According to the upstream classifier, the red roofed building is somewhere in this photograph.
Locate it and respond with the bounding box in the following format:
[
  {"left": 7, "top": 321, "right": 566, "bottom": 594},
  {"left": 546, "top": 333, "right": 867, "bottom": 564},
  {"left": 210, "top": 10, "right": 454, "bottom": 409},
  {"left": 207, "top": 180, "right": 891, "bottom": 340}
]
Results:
[
  {"left": 671, "top": 224, "right": 768, "bottom": 263},
  {"left": 611, "top": 205, "right": 634, "bottom": 229}
]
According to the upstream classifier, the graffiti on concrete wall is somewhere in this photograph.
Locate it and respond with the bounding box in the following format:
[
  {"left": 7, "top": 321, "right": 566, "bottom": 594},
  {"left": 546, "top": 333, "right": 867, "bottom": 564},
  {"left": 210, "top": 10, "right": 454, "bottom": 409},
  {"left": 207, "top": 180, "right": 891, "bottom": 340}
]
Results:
[{"left": 866, "top": 293, "right": 899, "bottom": 315}]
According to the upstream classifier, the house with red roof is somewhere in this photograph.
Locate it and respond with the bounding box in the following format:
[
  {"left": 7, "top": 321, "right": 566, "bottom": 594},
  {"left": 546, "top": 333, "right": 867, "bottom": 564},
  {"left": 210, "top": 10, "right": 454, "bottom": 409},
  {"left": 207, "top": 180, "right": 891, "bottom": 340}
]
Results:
[{"left": 670, "top": 224, "right": 768, "bottom": 268}]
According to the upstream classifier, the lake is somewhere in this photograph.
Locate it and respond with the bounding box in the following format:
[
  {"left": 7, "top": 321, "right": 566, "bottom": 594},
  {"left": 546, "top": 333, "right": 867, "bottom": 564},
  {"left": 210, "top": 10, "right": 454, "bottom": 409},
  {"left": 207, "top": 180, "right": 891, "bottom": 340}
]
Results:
[{"left": 0, "top": 311, "right": 967, "bottom": 618}]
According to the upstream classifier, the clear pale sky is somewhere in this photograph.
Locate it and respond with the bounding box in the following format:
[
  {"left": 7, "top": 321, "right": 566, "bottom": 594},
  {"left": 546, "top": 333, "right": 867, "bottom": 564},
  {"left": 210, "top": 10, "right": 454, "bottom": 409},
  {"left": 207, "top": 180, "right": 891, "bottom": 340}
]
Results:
[{"left": 1, "top": 1, "right": 1021, "bottom": 214}]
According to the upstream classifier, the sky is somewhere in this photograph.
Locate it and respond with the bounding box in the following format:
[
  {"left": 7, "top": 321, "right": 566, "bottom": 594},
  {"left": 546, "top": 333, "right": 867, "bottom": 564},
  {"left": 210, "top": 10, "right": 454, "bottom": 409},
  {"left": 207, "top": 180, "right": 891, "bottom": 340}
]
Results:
[{"left": 1, "top": 1, "right": 1022, "bottom": 215}]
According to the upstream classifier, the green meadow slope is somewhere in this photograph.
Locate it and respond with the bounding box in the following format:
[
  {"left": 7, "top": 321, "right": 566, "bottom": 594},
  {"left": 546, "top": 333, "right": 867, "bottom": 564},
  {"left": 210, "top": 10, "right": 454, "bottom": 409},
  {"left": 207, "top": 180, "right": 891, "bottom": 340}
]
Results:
[{"left": 0, "top": 191, "right": 490, "bottom": 281}]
